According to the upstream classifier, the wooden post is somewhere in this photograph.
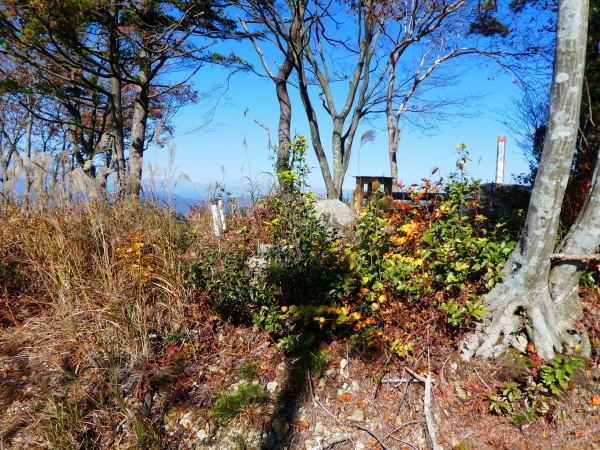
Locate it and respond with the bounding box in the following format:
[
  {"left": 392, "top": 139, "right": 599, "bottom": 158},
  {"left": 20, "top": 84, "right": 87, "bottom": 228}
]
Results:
[
  {"left": 496, "top": 136, "right": 506, "bottom": 184},
  {"left": 354, "top": 177, "right": 365, "bottom": 212}
]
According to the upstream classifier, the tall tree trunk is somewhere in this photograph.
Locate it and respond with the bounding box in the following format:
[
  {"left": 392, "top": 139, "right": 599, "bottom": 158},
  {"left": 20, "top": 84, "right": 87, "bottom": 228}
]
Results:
[
  {"left": 387, "top": 57, "right": 401, "bottom": 192},
  {"left": 547, "top": 147, "right": 600, "bottom": 356},
  {"left": 275, "top": 54, "right": 293, "bottom": 179},
  {"left": 23, "top": 96, "right": 33, "bottom": 205},
  {"left": 109, "top": 75, "right": 126, "bottom": 196},
  {"left": 108, "top": 0, "right": 126, "bottom": 197},
  {"left": 128, "top": 52, "right": 151, "bottom": 197},
  {"left": 461, "top": 0, "right": 590, "bottom": 361}
]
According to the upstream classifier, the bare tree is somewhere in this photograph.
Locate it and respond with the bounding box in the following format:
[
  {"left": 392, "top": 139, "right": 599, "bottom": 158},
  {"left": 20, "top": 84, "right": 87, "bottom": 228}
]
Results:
[
  {"left": 239, "top": 18, "right": 295, "bottom": 185},
  {"left": 461, "top": 0, "right": 592, "bottom": 361},
  {"left": 240, "top": 0, "right": 538, "bottom": 198},
  {"left": 239, "top": 0, "right": 385, "bottom": 199},
  {"left": 0, "top": 0, "right": 241, "bottom": 197}
]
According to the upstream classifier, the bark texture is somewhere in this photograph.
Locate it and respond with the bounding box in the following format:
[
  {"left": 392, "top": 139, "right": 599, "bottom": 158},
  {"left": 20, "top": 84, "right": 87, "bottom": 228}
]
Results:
[{"left": 461, "top": 0, "right": 590, "bottom": 361}]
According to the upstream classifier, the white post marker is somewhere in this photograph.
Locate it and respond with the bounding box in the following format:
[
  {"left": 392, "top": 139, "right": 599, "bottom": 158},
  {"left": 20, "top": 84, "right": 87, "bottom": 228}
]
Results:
[
  {"left": 217, "top": 198, "right": 226, "bottom": 232},
  {"left": 496, "top": 136, "right": 506, "bottom": 184},
  {"left": 210, "top": 199, "right": 221, "bottom": 237}
]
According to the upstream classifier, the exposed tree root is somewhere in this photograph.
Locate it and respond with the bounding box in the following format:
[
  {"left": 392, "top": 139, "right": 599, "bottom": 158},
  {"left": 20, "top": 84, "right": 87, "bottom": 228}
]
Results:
[{"left": 461, "top": 284, "right": 591, "bottom": 361}]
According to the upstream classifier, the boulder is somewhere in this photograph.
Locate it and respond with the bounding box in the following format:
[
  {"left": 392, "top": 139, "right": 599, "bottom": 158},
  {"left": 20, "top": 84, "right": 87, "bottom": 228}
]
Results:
[{"left": 313, "top": 199, "right": 355, "bottom": 230}]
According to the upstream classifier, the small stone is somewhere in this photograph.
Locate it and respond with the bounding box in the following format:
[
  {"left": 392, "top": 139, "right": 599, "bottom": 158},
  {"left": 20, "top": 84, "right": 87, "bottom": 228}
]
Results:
[
  {"left": 455, "top": 384, "right": 469, "bottom": 402},
  {"left": 318, "top": 379, "right": 326, "bottom": 388},
  {"left": 314, "top": 422, "right": 325, "bottom": 435},
  {"left": 325, "top": 368, "right": 336, "bottom": 377},
  {"left": 340, "top": 359, "right": 349, "bottom": 378},
  {"left": 305, "top": 440, "right": 318, "bottom": 450},
  {"left": 349, "top": 410, "right": 365, "bottom": 423},
  {"left": 351, "top": 381, "right": 360, "bottom": 391},
  {"left": 355, "top": 442, "right": 366, "bottom": 450},
  {"left": 197, "top": 429, "right": 209, "bottom": 442},
  {"left": 272, "top": 416, "right": 289, "bottom": 440},
  {"left": 267, "top": 381, "right": 279, "bottom": 393}
]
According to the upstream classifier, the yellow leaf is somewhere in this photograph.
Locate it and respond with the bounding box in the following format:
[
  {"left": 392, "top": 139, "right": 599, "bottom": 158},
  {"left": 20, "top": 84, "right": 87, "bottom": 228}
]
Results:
[{"left": 400, "top": 222, "right": 418, "bottom": 234}]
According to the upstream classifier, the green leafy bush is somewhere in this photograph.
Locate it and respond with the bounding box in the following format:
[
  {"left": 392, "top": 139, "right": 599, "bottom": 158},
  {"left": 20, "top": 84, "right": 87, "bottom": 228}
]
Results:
[
  {"left": 488, "top": 353, "right": 584, "bottom": 422},
  {"left": 345, "top": 144, "right": 518, "bottom": 330},
  {"left": 252, "top": 137, "right": 359, "bottom": 347}
]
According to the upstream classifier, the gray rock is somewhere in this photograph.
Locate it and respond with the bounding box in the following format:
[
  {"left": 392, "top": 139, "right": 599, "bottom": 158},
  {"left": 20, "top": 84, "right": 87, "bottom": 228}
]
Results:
[
  {"left": 271, "top": 416, "right": 289, "bottom": 440},
  {"left": 349, "top": 410, "right": 365, "bottom": 423},
  {"left": 313, "top": 199, "right": 355, "bottom": 229}
]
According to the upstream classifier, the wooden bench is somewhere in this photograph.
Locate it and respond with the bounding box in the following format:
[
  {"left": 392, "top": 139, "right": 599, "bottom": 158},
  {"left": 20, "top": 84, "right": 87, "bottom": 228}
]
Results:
[{"left": 353, "top": 176, "right": 394, "bottom": 212}]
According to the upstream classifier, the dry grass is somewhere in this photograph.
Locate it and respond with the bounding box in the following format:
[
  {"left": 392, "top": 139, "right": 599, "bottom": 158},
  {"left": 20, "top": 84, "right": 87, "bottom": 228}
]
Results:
[
  {"left": 0, "top": 184, "right": 598, "bottom": 449},
  {"left": 0, "top": 196, "right": 209, "bottom": 448}
]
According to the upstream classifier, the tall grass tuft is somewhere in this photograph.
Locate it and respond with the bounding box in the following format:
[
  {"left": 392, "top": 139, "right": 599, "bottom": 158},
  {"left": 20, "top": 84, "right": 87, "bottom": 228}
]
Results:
[{"left": 0, "top": 193, "right": 204, "bottom": 448}]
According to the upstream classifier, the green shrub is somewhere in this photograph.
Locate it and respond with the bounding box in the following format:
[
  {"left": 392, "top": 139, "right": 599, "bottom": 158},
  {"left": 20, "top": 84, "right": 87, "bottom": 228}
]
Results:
[{"left": 488, "top": 353, "right": 584, "bottom": 422}]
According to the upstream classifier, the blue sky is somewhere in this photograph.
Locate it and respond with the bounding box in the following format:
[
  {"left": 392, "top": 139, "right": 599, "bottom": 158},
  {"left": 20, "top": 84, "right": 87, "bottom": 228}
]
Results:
[{"left": 145, "top": 42, "right": 535, "bottom": 200}]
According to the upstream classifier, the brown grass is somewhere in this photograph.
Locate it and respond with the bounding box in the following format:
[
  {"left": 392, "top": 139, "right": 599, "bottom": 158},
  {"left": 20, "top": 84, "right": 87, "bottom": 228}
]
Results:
[{"left": 0, "top": 193, "right": 598, "bottom": 449}]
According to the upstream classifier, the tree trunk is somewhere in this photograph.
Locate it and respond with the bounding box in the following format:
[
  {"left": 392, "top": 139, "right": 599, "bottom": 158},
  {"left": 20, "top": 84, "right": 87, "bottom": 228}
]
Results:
[
  {"left": 109, "top": 75, "right": 126, "bottom": 196},
  {"left": 547, "top": 147, "right": 600, "bottom": 356},
  {"left": 275, "top": 53, "right": 294, "bottom": 179},
  {"left": 128, "top": 52, "right": 151, "bottom": 197},
  {"left": 23, "top": 98, "right": 33, "bottom": 205},
  {"left": 387, "top": 56, "right": 401, "bottom": 192},
  {"left": 108, "top": 0, "right": 126, "bottom": 197},
  {"left": 128, "top": 82, "right": 149, "bottom": 197},
  {"left": 284, "top": 0, "right": 377, "bottom": 200},
  {"left": 461, "top": 0, "right": 590, "bottom": 361}
]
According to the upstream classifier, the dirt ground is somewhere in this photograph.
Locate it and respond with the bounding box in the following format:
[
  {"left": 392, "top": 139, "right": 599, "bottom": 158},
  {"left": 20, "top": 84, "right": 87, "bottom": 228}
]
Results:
[{"left": 1, "top": 298, "right": 599, "bottom": 449}]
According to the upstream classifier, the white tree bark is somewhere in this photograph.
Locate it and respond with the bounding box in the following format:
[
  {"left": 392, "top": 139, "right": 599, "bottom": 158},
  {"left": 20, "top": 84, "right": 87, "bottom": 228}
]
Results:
[{"left": 461, "top": 0, "right": 590, "bottom": 361}]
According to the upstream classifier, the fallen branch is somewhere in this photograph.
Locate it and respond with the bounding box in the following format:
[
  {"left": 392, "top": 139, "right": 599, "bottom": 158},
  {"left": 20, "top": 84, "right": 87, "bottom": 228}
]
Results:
[
  {"left": 322, "top": 433, "right": 352, "bottom": 448},
  {"left": 390, "top": 372, "right": 413, "bottom": 429},
  {"left": 380, "top": 378, "right": 410, "bottom": 384},
  {"left": 306, "top": 369, "right": 347, "bottom": 429},
  {"left": 551, "top": 253, "right": 600, "bottom": 261},
  {"left": 404, "top": 367, "right": 437, "bottom": 384},
  {"left": 424, "top": 372, "right": 441, "bottom": 450},
  {"left": 383, "top": 420, "right": 422, "bottom": 440},
  {"left": 389, "top": 435, "right": 420, "bottom": 449}
]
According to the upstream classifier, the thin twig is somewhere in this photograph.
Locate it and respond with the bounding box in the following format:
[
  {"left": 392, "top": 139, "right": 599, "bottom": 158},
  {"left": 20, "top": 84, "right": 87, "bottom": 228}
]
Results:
[
  {"left": 389, "top": 435, "right": 420, "bottom": 449},
  {"left": 322, "top": 433, "right": 352, "bottom": 448},
  {"left": 381, "top": 378, "right": 411, "bottom": 384},
  {"left": 306, "top": 370, "right": 347, "bottom": 430},
  {"left": 351, "top": 424, "right": 392, "bottom": 450},
  {"left": 405, "top": 367, "right": 437, "bottom": 384},
  {"left": 391, "top": 371, "right": 413, "bottom": 427},
  {"left": 474, "top": 367, "right": 491, "bottom": 391},
  {"left": 383, "top": 420, "right": 422, "bottom": 440}
]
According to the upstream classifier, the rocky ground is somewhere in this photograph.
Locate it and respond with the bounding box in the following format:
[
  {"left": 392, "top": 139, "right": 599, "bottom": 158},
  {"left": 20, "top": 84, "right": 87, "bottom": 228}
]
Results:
[{"left": 1, "top": 299, "right": 600, "bottom": 449}]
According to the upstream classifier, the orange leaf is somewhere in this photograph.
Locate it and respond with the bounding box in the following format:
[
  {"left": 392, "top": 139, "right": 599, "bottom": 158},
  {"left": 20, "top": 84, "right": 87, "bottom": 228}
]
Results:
[
  {"left": 590, "top": 396, "right": 600, "bottom": 406},
  {"left": 340, "top": 392, "right": 352, "bottom": 402}
]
